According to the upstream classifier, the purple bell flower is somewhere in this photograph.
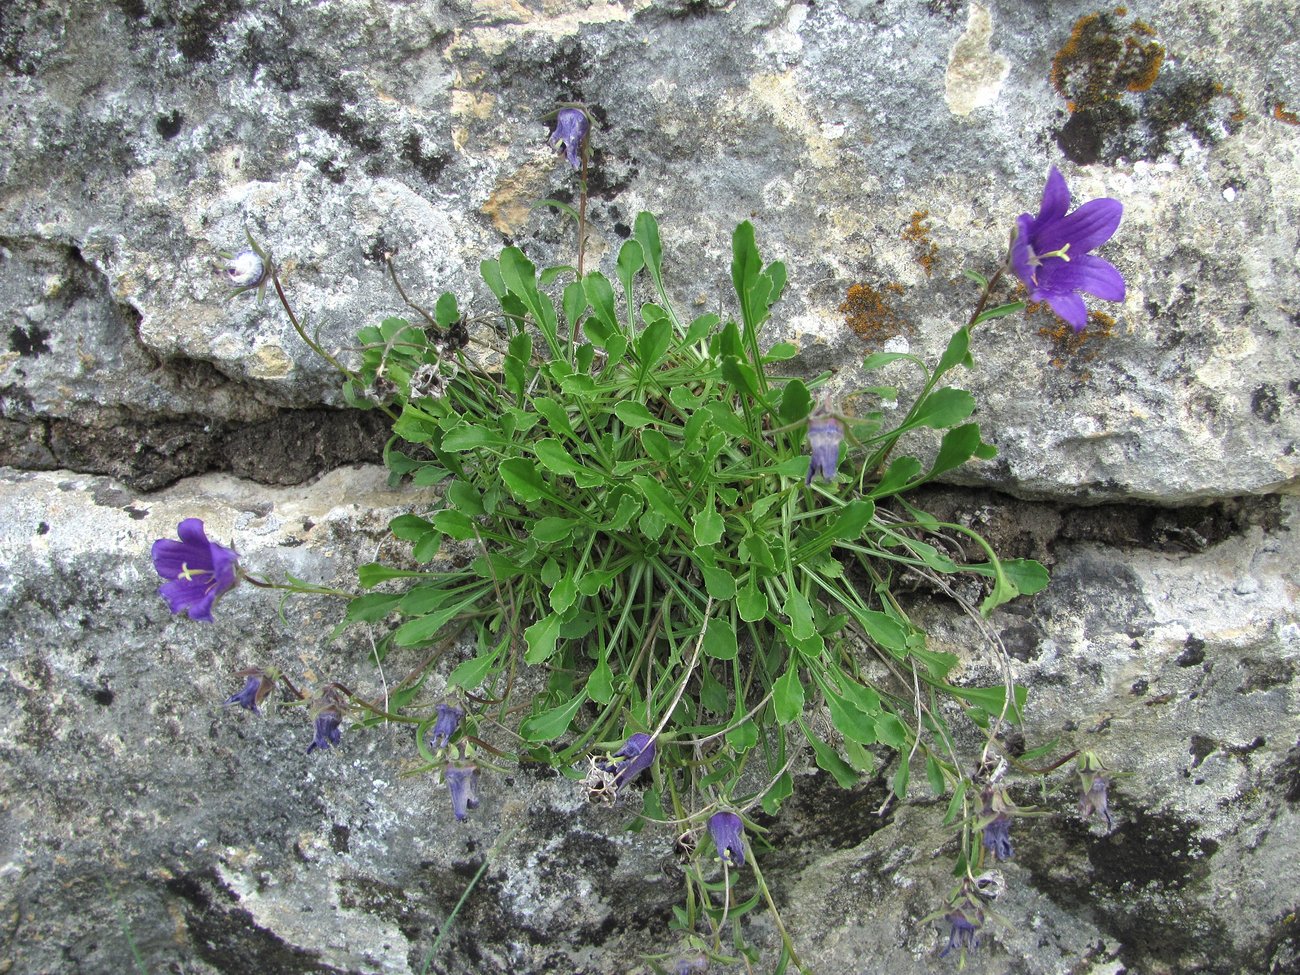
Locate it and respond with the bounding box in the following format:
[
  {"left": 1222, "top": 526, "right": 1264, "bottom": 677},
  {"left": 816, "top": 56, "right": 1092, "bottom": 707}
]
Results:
[
  {"left": 600, "top": 732, "right": 657, "bottom": 790},
  {"left": 550, "top": 108, "right": 590, "bottom": 169},
  {"left": 938, "top": 891, "right": 984, "bottom": 958},
  {"left": 445, "top": 764, "right": 481, "bottom": 821},
  {"left": 307, "top": 685, "right": 346, "bottom": 754},
  {"left": 150, "top": 518, "right": 240, "bottom": 622},
  {"left": 979, "top": 786, "right": 1015, "bottom": 861},
  {"left": 707, "top": 811, "right": 746, "bottom": 868},
  {"left": 673, "top": 954, "right": 709, "bottom": 975},
  {"left": 805, "top": 396, "right": 844, "bottom": 484},
  {"left": 1010, "top": 166, "right": 1125, "bottom": 332},
  {"left": 428, "top": 703, "right": 465, "bottom": 751},
  {"left": 225, "top": 668, "right": 275, "bottom": 714}
]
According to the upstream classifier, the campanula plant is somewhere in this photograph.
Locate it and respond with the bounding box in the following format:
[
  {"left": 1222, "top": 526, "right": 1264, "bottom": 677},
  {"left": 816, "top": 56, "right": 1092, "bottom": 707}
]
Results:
[{"left": 174, "top": 157, "right": 1127, "bottom": 971}]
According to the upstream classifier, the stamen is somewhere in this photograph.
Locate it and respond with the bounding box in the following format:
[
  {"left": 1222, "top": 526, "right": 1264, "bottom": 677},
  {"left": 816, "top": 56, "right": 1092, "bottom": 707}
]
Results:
[{"left": 178, "top": 563, "right": 212, "bottom": 582}]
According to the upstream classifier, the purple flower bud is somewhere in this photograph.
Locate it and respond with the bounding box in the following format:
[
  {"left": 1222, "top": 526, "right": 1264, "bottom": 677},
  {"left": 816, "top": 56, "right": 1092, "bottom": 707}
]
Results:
[
  {"left": 307, "top": 685, "right": 346, "bottom": 754},
  {"left": 428, "top": 704, "right": 465, "bottom": 751},
  {"left": 600, "top": 733, "right": 656, "bottom": 789},
  {"left": 150, "top": 519, "right": 240, "bottom": 622},
  {"left": 445, "top": 764, "right": 481, "bottom": 821},
  {"left": 224, "top": 668, "right": 275, "bottom": 714},
  {"left": 805, "top": 397, "right": 844, "bottom": 484},
  {"left": 550, "top": 108, "right": 590, "bottom": 169},
  {"left": 225, "top": 249, "right": 266, "bottom": 289},
  {"left": 707, "top": 811, "right": 746, "bottom": 868},
  {"left": 1010, "top": 166, "right": 1125, "bottom": 333}
]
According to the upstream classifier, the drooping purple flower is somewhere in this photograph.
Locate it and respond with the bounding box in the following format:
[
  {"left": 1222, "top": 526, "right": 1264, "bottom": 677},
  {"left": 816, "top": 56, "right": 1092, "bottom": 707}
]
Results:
[
  {"left": 938, "top": 892, "right": 984, "bottom": 959},
  {"left": 979, "top": 786, "right": 1015, "bottom": 861},
  {"left": 550, "top": 108, "right": 590, "bottom": 169},
  {"left": 600, "top": 732, "right": 657, "bottom": 789},
  {"left": 150, "top": 518, "right": 240, "bottom": 622},
  {"left": 427, "top": 704, "right": 465, "bottom": 751},
  {"left": 673, "top": 953, "right": 709, "bottom": 975},
  {"left": 445, "top": 764, "right": 481, "bottom": 821},
  {"left": 225, "top": 667, "right": 275, "bottom": 714},
  {"left": 805, "top": 396, "right": 844, "bottom": 484},
  {"left": 307, "top": 685, "right": 346, "bottom": 754},
  {"left": 707, "top": 811, "right": 746, "bottom": 868},
  {"left": 1010, "top": 166, "right": 1125, "bottom": 332}
]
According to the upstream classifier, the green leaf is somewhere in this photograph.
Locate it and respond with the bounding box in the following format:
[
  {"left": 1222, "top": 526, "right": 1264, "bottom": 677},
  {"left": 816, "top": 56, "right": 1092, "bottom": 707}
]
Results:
[
  {"left": 636, "top": 316, "right": 673, "bottom": 372},
  {"left": 393, "top": 589, "right": 489, "bottom": 647},
  {"left": 434, "top": 292, "right": 461, "bottom": 328},
  {"left": 829, "top": 499, "right": 877, "bottom": 541},
  {"left": 971, "top": 300, "right": 1025, "bottom": 327},
  {"left": 532, "top": 516, "right": 576, "bottom": 544},
  {"left": 519, "top": 692, "right": 588, "bottom": 742},
  {"left": 699, "top": 664, "right": 728, "bottom": 714},
  {"left": 389, "top": 514, "right": 432, "bottom": 542},
  {"left": 934, "top": 326, "right": 972, "bottom": 379},
  {"left": 500, "top": 457, "right": 548, "bottom": 503},
  {"left": 524, "top": 612, "right": 564, "bottom": 664},
  {"left": 442, "top": 424, "right": 508, "bottom": 451},
  {"left": 694, "top": 505, "right": 725, "bottom": 546},
  {"left": 824, "top": 687, "right": 877, "bottom": 743},
  {"left": 927, "top": 423, "right": 983, "bottom": 479},
  {"left": 801, "top": 721, "right": 858, "bottom": 789},
  {"left": 764, "top": 342, "right": 798, "bottom": 362},
  {"left": 726, "top": 718, "right": 758, "bottom": 753},
  {"left": 773, "top": 665, "right": 804, "bottom": 724},
  {"left": 535, "top": 437, "right": 604, "bottom": 485},
  {"left": 702, "top": 618, "right": 738, "bottom": 660},
  {"left": 784, "top": 589, "right": 815, "bottom": 641},
  {"left": 614, "top": 402, "right": 656, "bottom": 428},
  {"left": 892, "top": 759, "right": 911, "bottom": 800},
  {"left": 583, "top": 272, "right": 618, "bottom": 331},
  {"left": 448, "top": 646, "right": 500, "bottom": 690},
  {"left": 869, "top": 456, "right": 923, "bottom": 498},
  {"left": 926, "top": 755, "right": 946, "bottom": 796},
  {"left": 700, "top": 565, "right": 736, "bottom": 600},
  {"left": 684, "top": 313, "right": 719, "bottom": 344},
  {"left": 587, "top": 653, "right": 615, "bottom": 705},
  {"left": 779, "top": 379, "right": 811, "bottom": 425},
  {"left": 640, "top": 428, "right": 675, "bottom": 465},
  {"left": 874, "top": 712, "right": 909, "bottom": 749},
  {"left": 344, "top": 592, "right": 403, "bottom": 623},
  {"left": 760, "top": 771, "right": 794, "bottom": 816},
  {"left": 616, "top": 239, "right": 644, "bottom": 295},
  {"left": 737, "top": 578, "right": 769, "bottom": 622},
  {"left": 911, "top": 387, "right": 976, "bottom": 429},
  {"left": 633, "top": 475, "right": 691, "bottom": 532},
  {"left": 550, "top": 575, "right": 578, "bottom": 614},
  {"left": 447, "top": 480, "right": 484, "bottom": 516},
  {"left": 720, "top": 356, "right": 760, "bottom": 398},
  {"left": 633, "top": 212, "right": 664, "bottom": 287},
  {"left": 358, "top": 562, "right": 437, "bottom": 587},
  {"left": 862, "top": 351, "right": 915, "bottom": 371}
]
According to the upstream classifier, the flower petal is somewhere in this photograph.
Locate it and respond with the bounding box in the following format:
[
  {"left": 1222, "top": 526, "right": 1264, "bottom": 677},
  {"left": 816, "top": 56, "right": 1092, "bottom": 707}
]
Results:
[
  {"left": 1048, "top": 254, "right": 1126, "bottom": 301},
  {"left": 1036, "top": 167, "right": 1070, "bottom": 224},
  {"left": 1040, "top": 197, "right": 1123, "bottom": 255},
  {"left": 1009, "top": 214, "right": 1038, "bottom": 289},
  {"left": 1041, "top": 290, "right": 1089, "bottom": 332}
]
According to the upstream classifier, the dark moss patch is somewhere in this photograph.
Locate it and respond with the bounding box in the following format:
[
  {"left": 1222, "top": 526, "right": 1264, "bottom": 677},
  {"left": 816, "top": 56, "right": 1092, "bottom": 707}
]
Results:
[
  {"left": 173, "top": 0, "right": 243, "bottom": 63},
  {"left": 400, "top": 131, "right": 449, "bottom": 185},
  {"left": 9, "top": 324, "right": 51, "bottom": 357},
  {"left": 309, "top": 99, "right": 383, "bottom": 155}
]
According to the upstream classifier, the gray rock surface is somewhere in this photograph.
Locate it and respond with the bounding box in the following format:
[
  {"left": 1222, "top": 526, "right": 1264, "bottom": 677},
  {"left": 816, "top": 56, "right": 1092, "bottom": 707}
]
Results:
[{"left": 1, "top": 1, "right": 1298, "bottom": 973}]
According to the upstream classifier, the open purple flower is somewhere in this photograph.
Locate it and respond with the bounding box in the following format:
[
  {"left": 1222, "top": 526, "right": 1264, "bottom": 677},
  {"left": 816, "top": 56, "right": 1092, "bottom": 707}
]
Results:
[
  {"left": 445, "top": 764, "right": 481, "bottom": 821},
  {"left": 600, "top": 732, "right": 657, "bottom": 790},
  {"left": 707, "top": 811, "right": 746, "bottom": 868},
  {"left": 550, "top": 108, "right": 589, "bottom": 169},
  {"left": 225, "top": 667, "right": 275, "bottom": 714},
  {"left": 428, "top": 703, "right": 464, "bottom": 751},
  {"left": 805, "top": 396, "right": 844, "bottom": 484},
  {"left": 151, "top": 518, "right": 240, "bottom": 622},
  {"left": 1010, "top": 166, "right": 1124, "bottom": 332}
]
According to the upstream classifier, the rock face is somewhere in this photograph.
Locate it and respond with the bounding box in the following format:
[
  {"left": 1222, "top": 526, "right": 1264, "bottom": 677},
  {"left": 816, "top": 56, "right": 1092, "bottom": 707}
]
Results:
[{"left": 0, "top": 2, "right": 1296, "bottom": 974}]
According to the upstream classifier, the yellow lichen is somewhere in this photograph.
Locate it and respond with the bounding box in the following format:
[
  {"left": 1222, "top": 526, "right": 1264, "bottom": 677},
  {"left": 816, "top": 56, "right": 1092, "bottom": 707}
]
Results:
[{"left": 840, "top": 282, "right": 907, "bottom": 343}]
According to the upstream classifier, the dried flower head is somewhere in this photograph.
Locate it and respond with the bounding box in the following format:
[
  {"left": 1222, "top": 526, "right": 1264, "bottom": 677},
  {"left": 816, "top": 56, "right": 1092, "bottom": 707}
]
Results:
[
  {"left": 225, "top": 667, "right": 276, "bottom": 714},
  {"left": 1077, "top": 751, "right": 1115, "bottom": 830},
  {"left": 150, "top": 518, "right": 240, "bottom": 622},
  {"left": 585, "top": 732, "right": 657, "bottom": 803}
]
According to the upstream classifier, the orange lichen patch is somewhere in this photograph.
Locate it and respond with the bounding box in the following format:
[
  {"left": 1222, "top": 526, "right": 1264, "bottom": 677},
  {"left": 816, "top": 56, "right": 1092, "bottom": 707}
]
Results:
[
  {"left": 1051, "top": 10, "right": 1165, "bottom": 111},
  {"left": 1037, "top": 308, "right": 1116, "bottom": 367},
  {"left": 1273, "top": 102, "right": 1300, "bottom": 125},
  {"left": 902, "top": 210, "right": 940, "bottom": 276},
  {"left": 840, "top": 282, "right": 907, "bottom": 343},
  {"left": 1113, "top": 5, "right": 1126, "bottom": 15}
]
